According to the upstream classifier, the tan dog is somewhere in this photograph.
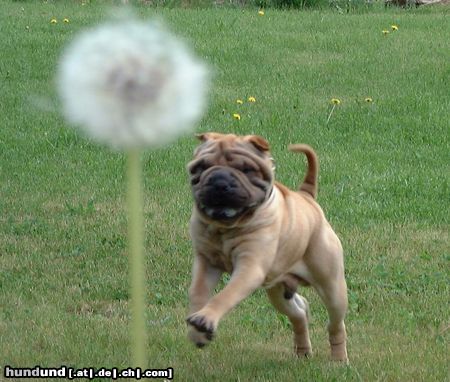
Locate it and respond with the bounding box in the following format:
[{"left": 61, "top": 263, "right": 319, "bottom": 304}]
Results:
[{"left": 186, "top": 133, "right": 348, "bottom": 361}]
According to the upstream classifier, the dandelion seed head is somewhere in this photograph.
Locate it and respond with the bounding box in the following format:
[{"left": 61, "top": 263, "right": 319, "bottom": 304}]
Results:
[{"left": 58, "top": 20, "right": 209, "bottom": 149}]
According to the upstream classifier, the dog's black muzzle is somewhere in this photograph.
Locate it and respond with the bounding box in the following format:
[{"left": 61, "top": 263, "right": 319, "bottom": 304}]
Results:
[{"left": 196, "top": 169, "right": 250, "bottom": 221}]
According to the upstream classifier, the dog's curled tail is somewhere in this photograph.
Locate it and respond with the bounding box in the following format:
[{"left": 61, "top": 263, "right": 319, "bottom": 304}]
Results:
[{"left": 288, "top": 144, "right": 318, "bottom": 199}]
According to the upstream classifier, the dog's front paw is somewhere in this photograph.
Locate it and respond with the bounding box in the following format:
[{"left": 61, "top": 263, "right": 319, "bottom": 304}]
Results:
[
  {"left": 187, "top": 325, "right": 214, "bottom": 348},
  {"left": 186, "top": 310, "right": 217, "bottom": 348}
]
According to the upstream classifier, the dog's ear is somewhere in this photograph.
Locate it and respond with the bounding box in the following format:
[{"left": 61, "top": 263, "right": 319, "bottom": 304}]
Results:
[
  {"left": 195, "top": 133, "right": 209, "bottom": 142},
  {"left": 195, "top": 132, "right": 224, "bottom": 142},
  {"left": 245, "top": 135, "right": 270, "bottom": 152},
  {"left": 193, "top": 133, "right": 221, "bottom": 157}
]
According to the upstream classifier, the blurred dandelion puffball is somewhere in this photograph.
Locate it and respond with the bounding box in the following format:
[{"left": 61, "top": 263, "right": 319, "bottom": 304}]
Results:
[{"left": 58, "top": 20, "right": 208, "bottom": 149}]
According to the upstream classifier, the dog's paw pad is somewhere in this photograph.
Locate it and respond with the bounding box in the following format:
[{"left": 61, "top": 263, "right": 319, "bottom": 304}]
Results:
[
  {"left": 294, "top": 295, "right": 310, "bottom": 320},
  {"left": 188, "top": 331, "right": 212, "bottom": 349},
  {"left": 187, "top": 314, "right": 216, "bottom": 347},
  {"left": 186, "top": 315, "right": 214, "bottom": 334}
]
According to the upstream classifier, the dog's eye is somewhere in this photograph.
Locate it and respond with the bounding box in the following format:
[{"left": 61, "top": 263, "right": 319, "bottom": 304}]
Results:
[
  {"left": 242, "top": 166, "right": 255, "bottom": 174},
  {"left": 189, "top": 162, "right": 208, "bottom": 175},
  {"left": 191, "top": 176, "right": 201, "bottom": 186}
]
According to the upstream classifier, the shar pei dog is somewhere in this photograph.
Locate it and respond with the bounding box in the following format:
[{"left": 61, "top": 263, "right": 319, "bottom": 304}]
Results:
[{"left": 186, "top": 133, "right": 348, "bottom": 362}]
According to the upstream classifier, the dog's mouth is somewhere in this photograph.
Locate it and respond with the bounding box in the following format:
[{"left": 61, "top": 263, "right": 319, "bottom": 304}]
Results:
[{"left": 197, "top": 202, "right": 258, "bottom": 221}]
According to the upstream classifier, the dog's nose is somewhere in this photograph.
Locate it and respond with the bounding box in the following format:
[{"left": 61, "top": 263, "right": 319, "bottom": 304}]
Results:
[
  {"left": 207, "top": 172, "right": 236, "bottom": 192},
  {"left": 213, "top": 179, "right": 230, "bottom": 192}
]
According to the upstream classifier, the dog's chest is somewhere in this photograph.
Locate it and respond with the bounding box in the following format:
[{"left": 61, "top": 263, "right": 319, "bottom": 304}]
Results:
[{"left": 196, "top": 226, "right": 237, "bottom": 273}]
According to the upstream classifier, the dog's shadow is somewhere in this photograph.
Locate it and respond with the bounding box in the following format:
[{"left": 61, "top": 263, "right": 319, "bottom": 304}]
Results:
[{"left": 182, "top": 325, "right": 340, "bottom": 380}]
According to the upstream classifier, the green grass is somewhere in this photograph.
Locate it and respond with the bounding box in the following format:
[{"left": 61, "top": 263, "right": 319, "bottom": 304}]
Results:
[{"left": 1, "top": 1, "right": 449, "bottom": 381}]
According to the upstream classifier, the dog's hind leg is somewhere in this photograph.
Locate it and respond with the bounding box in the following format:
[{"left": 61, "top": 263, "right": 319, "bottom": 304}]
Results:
[
  {"left": 315, "top": 277, "right": 348, "bottom": 362},
  {"left": 267, "top": 283, "right": 312, "bottom": 357},
  {"left": 306, "top": 228, "right": 348, "bottom": 362}
]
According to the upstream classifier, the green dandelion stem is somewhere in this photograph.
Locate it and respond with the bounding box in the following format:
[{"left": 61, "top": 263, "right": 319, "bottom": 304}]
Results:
[
  {"left": 326, "top": 104, "right": 336, "bottom": 125},
  {"left": 127, "top": 148, "right": 146, "bottom": 368}
]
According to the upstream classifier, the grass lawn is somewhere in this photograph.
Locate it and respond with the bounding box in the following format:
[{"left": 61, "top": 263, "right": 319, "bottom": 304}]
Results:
[{"left": 0, "top": 1, "right": 449, "bottom": 381}]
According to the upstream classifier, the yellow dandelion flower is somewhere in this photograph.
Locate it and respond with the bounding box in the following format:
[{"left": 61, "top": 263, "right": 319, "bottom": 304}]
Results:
[
  {"left": 50, "top": 18, "right": 57, "bottom": 24},
  {"left": 391, "top": 25, "right": 398, "bottom": 31},
  {"left": 236, "top": 99, "right": 244, "bottom": 105},
  {"left": 365, "top": 97, "right": 373, "bottom": 103},
  {"left": 327, "top": 99, "right": 341, "bottom": 124},
  {"left": 258, "top": 10, "right": 265, "bottom": 16},
  {"left": 64, "top": 18, "right": 70, "bottom": 23},
  {"left": 331, "top": 98, "right": 341, "bottom": 105},
  {"left": 382, "top": 30, "right": 389, "bottom": 35},
  {"left": 248, "top": 96, "right": 256, "bottom": 103},
  {"left": 233, "top": 113, "right": 241, "bottom": 121}
]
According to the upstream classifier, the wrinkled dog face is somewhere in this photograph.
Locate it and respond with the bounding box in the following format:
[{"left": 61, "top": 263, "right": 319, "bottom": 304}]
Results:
[{"left": 188, "top": 133, "right": 274, "bottom": 223}]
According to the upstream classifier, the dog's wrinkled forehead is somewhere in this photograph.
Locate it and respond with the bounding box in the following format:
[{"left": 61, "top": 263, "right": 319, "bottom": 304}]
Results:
[{"left": 193, "top": 133, "right": 271, "bottom": 161}]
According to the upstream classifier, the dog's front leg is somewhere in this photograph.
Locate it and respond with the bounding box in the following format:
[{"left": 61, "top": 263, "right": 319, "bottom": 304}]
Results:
[
  {"left": 187, "top": 254, "right": 222, "bottom": 347},
  {"left": 188, "top": 254, "right": 222, "bottom": 314},
  {"left": 187, "top": 255, "right": 265, "bottom": 347}
]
